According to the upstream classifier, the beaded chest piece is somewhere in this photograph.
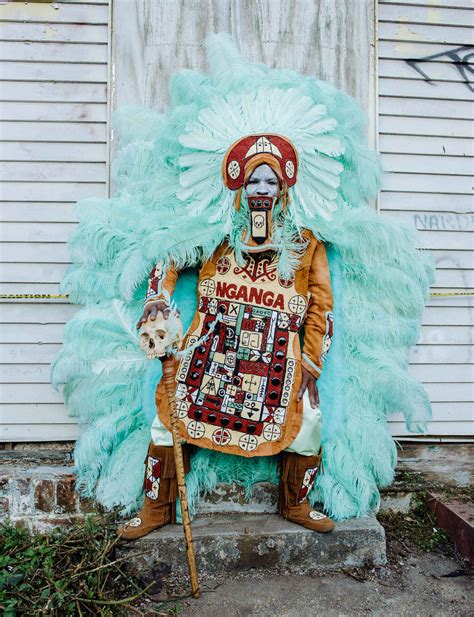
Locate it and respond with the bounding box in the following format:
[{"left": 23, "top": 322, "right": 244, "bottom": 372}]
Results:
[{"left": 174, "top": 249, "right": 309, "bottom": 456}]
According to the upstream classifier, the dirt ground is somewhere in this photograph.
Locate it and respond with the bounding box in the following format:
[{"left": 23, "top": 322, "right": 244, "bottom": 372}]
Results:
[
  {"left": 174, "top": 551, "right": 471, "bottom": 617},
  {"left": 140, "top": 507, "right": 473, "bottom": 617}
]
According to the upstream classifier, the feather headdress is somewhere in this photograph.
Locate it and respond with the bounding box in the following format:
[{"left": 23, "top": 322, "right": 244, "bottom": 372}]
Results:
[{"left": 52, "top": 34, "right": 434, "bottom": 519}]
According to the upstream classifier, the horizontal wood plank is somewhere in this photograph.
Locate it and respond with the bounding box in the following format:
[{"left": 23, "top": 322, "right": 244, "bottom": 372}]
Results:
[
  {"left": 0, "top": 162, "right": 105, "bottom": 183},
  {"left": 0, "top": 61, "right": 107, "bottom": 82},
  {"left": 0, "top": 283, "right": 62, "bottom": 295},
  {"left": 430, "top": 250, "right": 474, "bottom": 270},
  {"left": 380, "top": 115, "right": 471, "bottom": 138},
  {"left": 379, "top": 135, "right": 473, "bottom": 157},
  {"left": 380, "top": 209, "right": 474, "bottom": 233},
  {"left": 0, "top": 2, "right": 108, "bottom": 25},
  {"left": 0, "top": 363, "right": 54, "bottom": 384},
  {"left": 381, "top": 172, "right": 473, "bottom": 194},
  {"left": 0, "top": 202, "right": 78, "bottom": 222},
  {"left": 427, "top": 294, "right": 473, "bottom": 307},
  {"left": 379, "top": 191, "right": 474, "bottom": 212},
  {"left": 379, "top": 59, "right": 474, "bottom": 85},
  {"left": 389, "top": 421, "right": 473, "bottom": 437},
  {"left": 380, "top": 0, "right": 474, "bottom": 9},
  {"left": 1, "top": 223, "right": 77, "bottom": 241},
  {"left": 379, "top": 77, "right": 473, "bottom": 101},
  {"left": 422, "top": 305, "right": 474, "bottom": 326},
  {"left": 0, "top": 140, "right": 107, "bottom": 161},
  {"left": 0, "top": 422, "right": 80, "bottom": 441},
  {"left": 379, "top": 96, "right": 473, "bottom": 120},
  {"left": 410, "top": 363, "right": 473, "bottom": 383},
  {"left": 0, "top": 262, "right": 69, "bottom": 284},
  {"left": 410, "top": 343, "right": 473, "bottom": 364},
  {"left": 0, "top": 182, "right": 106, "bottom": 202},
  {"left": 1, "top": 121, "right": 106, "bottom": 142},
  {"left": 0, "top": 242, "right": 70, "bottom": 262},
  {"left": 418, "top": 325, "right": 473, "bottom": 346},
  {"left": 1, "top": 343, "right": 63, "bottom": 364},
  {"left": 0, "top": 21, "right": 108, "bottom": 44},
  {"left": 381, "top": 153, "right": 473, "bottom": 175},
  {"left": 0, "top": 322, "right": 66, "bottom": 344},
  {"left": 379, "top": 39, "right": 474, "bottom": 62},
  {"left": 0, "top": 102, "right": 107, "bottom": 123},
  {"left": 432, "top": 268, "right": 474, "bottom": 289},
  {"left": 379, "top": 3, "right": 474, "bottom": 27},
  {"left": 0, "top": 41, "right": 108, "bottom": 63},
  {"left": 1, "top": 81, "right": 107, "bottom": 103},
  {"left": 1, "top": 384, "right": 64, "bottom": 404},
  {"left": 0, "top": 302, "right": 79, "bottom": 323},
  {"left": 379, "top": 21, "right": 474, "bottom": 47},
  {"left": 2, "top": 221, "right": 79, "bottom": 244},
  {"left": 390, "top": 400, "right": 473, "bottom": 421},
  {"left": 415, "top": 230, "right": 473, "bottom": 251}
]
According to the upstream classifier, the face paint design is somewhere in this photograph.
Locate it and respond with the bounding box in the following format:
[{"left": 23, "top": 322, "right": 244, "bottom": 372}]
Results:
[{"left": 244, "top": 164, "right": 279, "bottom": 246}]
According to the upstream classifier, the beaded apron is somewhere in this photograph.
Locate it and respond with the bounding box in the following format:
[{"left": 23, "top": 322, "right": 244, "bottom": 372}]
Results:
[{"left": 160, "top": 249, "right": 309, "bottom": 457}]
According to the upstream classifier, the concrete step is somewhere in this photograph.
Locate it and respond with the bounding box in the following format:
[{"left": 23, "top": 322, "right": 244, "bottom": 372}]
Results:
[
  {"left": 196, "top": 478, "right": 416, "bottom": 515},
  {"left": 197, "top": 482, "right": 277, "bottom": 514},
  {"left": 117, "top": 513, "right": 386, "bottom": 579}
]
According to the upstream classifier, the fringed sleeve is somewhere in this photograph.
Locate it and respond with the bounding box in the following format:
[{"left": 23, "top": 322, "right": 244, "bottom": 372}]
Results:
[{"left": 301, "top": 241, "right": 334, "bottom": 380}]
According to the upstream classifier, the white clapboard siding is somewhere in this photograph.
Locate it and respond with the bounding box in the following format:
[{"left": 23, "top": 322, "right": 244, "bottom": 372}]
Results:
[
  {"left": 0, "top": 41, "right": 108, "bottom": 63},
  {"left": 0, "top": 141, "right": 107, "bottom": 161},
  {"left": 0, "top": 62, "right": 107, "bottom": 82},
  {"left": 0, "top": 103, "right": 107, "bottom": 124},
  {"left": 0, "top": 203, "right": 79, "bottom": 223},
  {"left": 379, "top": 0, "right": 474, "bottom": 439},
  {"left": 0, "top": 0, "right": 110, "bottom": 442}
]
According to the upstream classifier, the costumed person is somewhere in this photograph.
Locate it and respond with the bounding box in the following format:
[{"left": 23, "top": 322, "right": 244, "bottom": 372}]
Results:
[
  {"left": 52, "top": 34, "right": 434, "bottom": 535},
  {"left": 117, "top": 138, "right": 336, "bottom": 539}
]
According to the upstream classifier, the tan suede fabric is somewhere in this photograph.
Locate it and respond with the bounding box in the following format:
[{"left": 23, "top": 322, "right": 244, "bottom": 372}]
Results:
[
  {"left": 117, "top": 443, "right": 190, "bottom": 541},
  {"left": 278, "top": 451, "right": 335, "bottom": 533},
  {"left": 150, "top": 231, "right": 333, "bottom": 458}
]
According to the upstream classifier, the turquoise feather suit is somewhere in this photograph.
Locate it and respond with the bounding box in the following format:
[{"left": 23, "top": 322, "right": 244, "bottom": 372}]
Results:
[{"left": 51, "top": 34, "right": 434, "bottom": 520}]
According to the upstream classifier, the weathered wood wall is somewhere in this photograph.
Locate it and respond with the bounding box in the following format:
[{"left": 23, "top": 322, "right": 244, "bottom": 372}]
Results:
[
  {"left": 112, "top": 0, "right": 375, "bottom": 112},
  {"left": 0, "top": 0, "right": 110, "bottom": 441},
  {"left": 378, "top": 0, "right": 474, "bottom": 438}
]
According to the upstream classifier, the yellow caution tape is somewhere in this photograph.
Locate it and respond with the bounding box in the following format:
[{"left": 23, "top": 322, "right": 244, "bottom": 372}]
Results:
[
  {"left": 0, "top": 294, "right": 70, "bottom": 299},
  {"left": 0, "top": 292, "right": 473, "bottom": 300},
  {"left": 430, "top": 291, "right": 474, "bottom": 297}
]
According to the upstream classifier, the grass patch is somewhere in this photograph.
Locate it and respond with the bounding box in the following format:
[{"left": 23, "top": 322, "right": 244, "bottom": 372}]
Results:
[
  {"left": 0, "top": 516, "right": 175, "bottom": 616},
  {"left": 378, "top": 492, "right": 452, "bottom": 555}
]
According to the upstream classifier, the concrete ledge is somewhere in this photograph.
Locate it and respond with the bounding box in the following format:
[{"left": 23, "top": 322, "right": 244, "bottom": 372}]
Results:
[
  {"left": 197, "top": 482, "right": 278, "bottom": 514},
  {"left": 118, "top": 513, "right": 386, "bottom": 577}
]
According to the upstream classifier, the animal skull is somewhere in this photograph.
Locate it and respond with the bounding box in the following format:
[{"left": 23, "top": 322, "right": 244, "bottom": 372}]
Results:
[{"left": 139, "top": 310, "right": 183, "bottom": 359}]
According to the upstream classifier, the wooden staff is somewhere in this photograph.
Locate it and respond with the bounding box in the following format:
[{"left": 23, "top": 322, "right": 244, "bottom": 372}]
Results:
[{"left": 161, "top": 354, "right": 201, "bottom": 599}]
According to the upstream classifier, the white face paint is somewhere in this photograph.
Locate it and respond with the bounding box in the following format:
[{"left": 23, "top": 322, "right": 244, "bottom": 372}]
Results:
[{"left": 245, "top": 164, "right": 279, "bottom": 198}]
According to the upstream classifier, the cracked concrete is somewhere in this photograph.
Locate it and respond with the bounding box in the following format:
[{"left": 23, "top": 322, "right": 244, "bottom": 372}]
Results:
[{"left": 175, "top": 551, "right": 472, "bottom": 617}]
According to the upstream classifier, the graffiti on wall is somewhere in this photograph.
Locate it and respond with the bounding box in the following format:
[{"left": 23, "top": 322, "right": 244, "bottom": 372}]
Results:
[
  {"left": 414, "top": 213, "right": 474, "bottom": 232},
  {"left": 406, "top": 45, "right": 474, "bottom": 92}
]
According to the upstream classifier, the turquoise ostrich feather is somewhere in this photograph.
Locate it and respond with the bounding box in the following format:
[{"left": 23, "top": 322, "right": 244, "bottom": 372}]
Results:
[{"left": 51, "top": 34, "right": 434, "bottom": 519}]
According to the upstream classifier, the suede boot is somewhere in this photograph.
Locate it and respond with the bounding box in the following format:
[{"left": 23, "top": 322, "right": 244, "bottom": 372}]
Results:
[
  {"left": 117, "top": 442, "right": 189, "bottom": 541},
  {"left": 278, "top": 451, "right": 335, "bottom": 533}
]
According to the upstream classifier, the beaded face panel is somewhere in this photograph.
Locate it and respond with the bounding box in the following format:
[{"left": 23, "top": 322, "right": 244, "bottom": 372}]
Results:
[{"left": 174, "top": 250, "right": 309, "bottom": 456}]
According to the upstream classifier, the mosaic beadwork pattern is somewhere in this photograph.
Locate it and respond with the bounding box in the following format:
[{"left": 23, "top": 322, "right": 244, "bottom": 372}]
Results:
[
  {"left": 297, "top": 465, "right": 319, "bottom": 503},
  {"left": 174, "top": 251, "right": 309, "bottom": 455},
  {"left": 145, "top": 455, "right": 161, "bottom": 500}
]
